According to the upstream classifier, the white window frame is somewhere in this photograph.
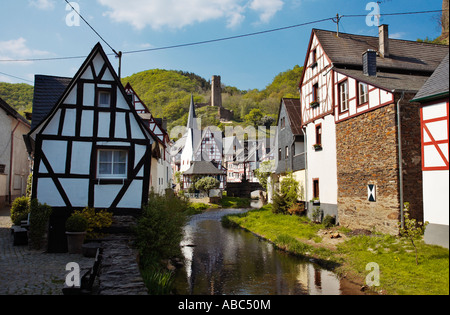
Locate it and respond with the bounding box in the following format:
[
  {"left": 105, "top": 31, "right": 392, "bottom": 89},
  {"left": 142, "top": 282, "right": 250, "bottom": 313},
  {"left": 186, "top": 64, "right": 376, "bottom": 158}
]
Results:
[
  {"left": 98, "top": 90, "right": 111, "bottom": 108},
  {"left": 339, "top": 81, "right": 349, "bottom": 112},
  {"left": 358, "top": 82, "right": 369, "bottom": 105},
  {"left": 97, "top": 149, "right": 128, "bottom": 179}
]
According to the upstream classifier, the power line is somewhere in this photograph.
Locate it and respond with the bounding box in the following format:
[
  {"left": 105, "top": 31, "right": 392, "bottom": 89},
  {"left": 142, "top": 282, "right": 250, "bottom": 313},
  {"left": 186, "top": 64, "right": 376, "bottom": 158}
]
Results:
[
  {"left": 0, "top": 9, "right": 446, "bottom": 63},
  {"left": 0, "top": 71, "right": 34, "bottom": 83},
  {"left": 64, "top": 0, "right": 119, "bottom": 57}
]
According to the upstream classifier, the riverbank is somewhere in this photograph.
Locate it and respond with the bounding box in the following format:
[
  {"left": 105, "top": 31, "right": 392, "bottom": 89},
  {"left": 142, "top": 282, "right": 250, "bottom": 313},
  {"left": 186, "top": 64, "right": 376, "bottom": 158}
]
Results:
[{"left": 223, "top": 204, "right": 449, "bottom": 295}]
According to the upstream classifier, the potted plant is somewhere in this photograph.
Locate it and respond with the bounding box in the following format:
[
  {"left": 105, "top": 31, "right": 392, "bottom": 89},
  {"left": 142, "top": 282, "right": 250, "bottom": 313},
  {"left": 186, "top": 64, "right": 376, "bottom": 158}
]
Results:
[
  {"left": 313, "top": 143, "right": 322, "bottom": 151},
  {"left": 65, "top": 213, "right": 88, "bottom": 254},
  {"left": 310, "top": 101, "right": 319, "bottom": 108}
]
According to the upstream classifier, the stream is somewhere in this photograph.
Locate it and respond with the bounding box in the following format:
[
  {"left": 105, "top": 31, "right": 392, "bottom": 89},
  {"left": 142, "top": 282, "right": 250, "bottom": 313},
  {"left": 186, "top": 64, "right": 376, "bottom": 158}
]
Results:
[{"left": 173, "top": 202, "right": 364, "bottom": 295}]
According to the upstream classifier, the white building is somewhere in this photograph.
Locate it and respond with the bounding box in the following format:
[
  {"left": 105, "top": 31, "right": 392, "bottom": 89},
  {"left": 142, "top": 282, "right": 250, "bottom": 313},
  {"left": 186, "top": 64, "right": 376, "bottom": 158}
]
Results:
[
  {"left": 0, "top": 97, "right": 31, "bottom": 208},
  {"left": 412, "top": 53, "right": 449, "bottom": 248},
  {"left": 26, "top": 43, "right": 156, "bottom": 252}
]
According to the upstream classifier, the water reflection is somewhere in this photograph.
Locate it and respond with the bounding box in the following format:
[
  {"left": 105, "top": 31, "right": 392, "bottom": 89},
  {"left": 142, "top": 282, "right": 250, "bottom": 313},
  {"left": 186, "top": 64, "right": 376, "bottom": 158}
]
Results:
[{"left": 174, "top": 209, "right": 362, "bottom": 295}]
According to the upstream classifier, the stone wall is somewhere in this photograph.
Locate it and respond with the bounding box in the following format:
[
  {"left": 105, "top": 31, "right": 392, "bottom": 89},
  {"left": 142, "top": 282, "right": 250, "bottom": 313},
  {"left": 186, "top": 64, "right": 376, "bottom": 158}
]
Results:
[{"left": 336, "top": 95, "right": 423, "bottom": 235}]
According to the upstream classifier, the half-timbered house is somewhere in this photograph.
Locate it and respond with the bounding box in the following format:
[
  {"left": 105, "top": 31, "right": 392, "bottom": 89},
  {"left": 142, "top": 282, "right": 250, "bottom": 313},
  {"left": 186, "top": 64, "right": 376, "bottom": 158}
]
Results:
[
  {"left": 26, "top": 43, "right": 155, "bottom": 252},
  {"left": 300, "top": 25, "right": 448, "bottom": 234},
  {"left": 411, "top": 53, "right": 449, "bottom": 248},
  {"left": 124, "top": 83, "right": 173, "bottom": 195}
]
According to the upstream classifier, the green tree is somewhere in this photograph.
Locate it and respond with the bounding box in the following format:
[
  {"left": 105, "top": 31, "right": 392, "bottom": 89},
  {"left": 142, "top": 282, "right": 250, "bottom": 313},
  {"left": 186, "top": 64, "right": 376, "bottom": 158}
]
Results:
[
  {"left": 244, "top": 108, "right": 264, "bottom": 127},
  {"left": 195, "top": 177, "right": 220, "bottom": 196}
]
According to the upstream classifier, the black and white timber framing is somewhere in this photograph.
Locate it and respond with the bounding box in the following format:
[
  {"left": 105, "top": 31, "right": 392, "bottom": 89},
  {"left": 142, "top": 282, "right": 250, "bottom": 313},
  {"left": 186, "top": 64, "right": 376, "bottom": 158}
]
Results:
[{"left": 27, "top": 43, "right": 155, "bottom": 227}]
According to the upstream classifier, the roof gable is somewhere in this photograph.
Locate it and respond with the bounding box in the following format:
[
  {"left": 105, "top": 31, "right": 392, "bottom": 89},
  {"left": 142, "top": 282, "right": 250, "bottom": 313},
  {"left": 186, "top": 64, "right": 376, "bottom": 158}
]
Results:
[
  {"left": 29, "top": 43, "right": 154, "bottom": 142},
  {"left": 412, "top": 53, "right": 450, "bottom": 102},
  {"left": 313, "top": 28, "right": 448, "bottom": 74}
]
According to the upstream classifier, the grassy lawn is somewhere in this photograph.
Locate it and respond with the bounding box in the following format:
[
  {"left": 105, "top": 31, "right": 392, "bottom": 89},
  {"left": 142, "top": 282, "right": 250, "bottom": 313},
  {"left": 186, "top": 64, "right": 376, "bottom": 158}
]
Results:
[{"left": 224, "top": 204, "right": 449, "bottom": 295}]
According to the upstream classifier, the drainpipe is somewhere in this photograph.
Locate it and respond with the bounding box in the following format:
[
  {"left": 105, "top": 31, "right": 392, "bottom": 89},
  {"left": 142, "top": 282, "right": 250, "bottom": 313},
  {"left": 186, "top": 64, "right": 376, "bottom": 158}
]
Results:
[
  {"left": 302, "top": 127, "right": 308, "bottom": 212},
  {"left": 9, "top": 121, "right": 20, "bottom": 204},
  {"left": 396, "top": 91, "right": 405, "bottom": 229}
]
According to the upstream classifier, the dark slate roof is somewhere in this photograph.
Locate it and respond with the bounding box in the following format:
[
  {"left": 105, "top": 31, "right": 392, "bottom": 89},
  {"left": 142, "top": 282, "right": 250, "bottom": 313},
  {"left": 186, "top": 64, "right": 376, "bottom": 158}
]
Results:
[
  {"left": 183, "top": 161, "right": 226, "bottom": 175},
  {"left": 314, "top": 29, "right": 448, "bottom": 73},
  {"left": 412, "top": 53, "right": 449, "bottom": 102},
  {"left": 0, "top": 96, "right": 30, "bottom": 126},
  {"left": 283, "top": 98, "right": 302, "bottom": 135},
  {"left": 334, "top": 68, "right": 430, "bottom": 93},
  {"left": 31, "top": 75, "right": 72, "bottom": 130}
]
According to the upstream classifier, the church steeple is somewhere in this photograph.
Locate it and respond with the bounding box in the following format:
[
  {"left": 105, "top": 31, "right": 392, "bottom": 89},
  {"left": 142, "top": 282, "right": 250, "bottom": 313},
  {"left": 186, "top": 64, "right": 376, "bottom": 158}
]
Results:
[{"left": 187, "top": 94, "right": 198, "bottom": 130}]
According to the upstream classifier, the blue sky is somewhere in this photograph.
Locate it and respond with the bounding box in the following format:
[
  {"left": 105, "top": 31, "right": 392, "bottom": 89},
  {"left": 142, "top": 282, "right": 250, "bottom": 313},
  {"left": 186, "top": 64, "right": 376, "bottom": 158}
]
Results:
[{"left": 0, "top": 0, "right": 445, "bottom": 91}]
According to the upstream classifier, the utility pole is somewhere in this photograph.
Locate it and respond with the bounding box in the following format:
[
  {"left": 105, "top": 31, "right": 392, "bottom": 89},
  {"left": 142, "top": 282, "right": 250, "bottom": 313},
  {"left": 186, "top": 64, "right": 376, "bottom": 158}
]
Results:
[{"left": 333, "top": 14, "right": 342, "bottom": 37}]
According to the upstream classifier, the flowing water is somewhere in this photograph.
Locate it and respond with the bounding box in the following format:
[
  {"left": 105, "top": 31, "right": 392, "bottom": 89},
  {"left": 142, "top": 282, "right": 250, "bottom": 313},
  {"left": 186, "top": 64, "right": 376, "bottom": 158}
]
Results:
[{"left": 173, "top": 204, "right": 364, "bottom": 295}]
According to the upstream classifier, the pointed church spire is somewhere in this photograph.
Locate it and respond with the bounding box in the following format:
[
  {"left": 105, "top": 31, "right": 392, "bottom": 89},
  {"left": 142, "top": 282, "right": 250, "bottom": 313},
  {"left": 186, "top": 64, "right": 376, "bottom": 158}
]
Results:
[{"left": 187, "top": 94, "right": 198, "bottom": 130}]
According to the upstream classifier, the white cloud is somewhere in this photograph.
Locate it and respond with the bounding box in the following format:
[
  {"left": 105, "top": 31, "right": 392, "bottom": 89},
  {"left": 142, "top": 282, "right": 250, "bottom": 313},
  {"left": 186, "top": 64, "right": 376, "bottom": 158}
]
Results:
[
  {"left": 0, "top": 38, "right": 51, "bottom": 65},
  {"left": 249, "top": 0, "right": 284, "bottom": 23},
  {"left": 97, "top": 0, "right": 283, "bottom": 30},
  {"left": 29, "top": 0, "right": 56, "bottom": 10}
]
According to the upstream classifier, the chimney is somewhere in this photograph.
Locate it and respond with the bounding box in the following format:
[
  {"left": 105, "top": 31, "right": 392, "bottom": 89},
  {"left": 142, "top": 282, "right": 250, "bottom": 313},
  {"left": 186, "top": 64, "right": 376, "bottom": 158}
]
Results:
[
  {"left": 379, "top": 24, "right": 389, "bottom": 58},
  {"left": 363, "top": 49, "right": 377, "bottom": 76}
]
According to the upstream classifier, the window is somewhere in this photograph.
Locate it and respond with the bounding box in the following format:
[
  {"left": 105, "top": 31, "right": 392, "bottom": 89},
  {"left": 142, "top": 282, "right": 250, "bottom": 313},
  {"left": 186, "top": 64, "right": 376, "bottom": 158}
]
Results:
[
  {"left": 313, "top": 179, "right": 320, "bottom": 199},
  {"left": 278, "top": 148, "right": 282, "bottom": 160},
  {"left": 285, "top": 146, "right": 289, "bottom": 159},
  {"left": 311, "top": 49, "right": 318, "bottom": 68},
  {"left": 281, "top": 117, "right": 285, "bottom": 129},
  {"left": 312, "top": 83, "right": 320, "bottom": 103},
  {"left": 339, "top": 81, "right": 349, "bottom": 112},
  {"left": 315, "top": 124, "right": 322, "bottom": 145},
  {"left": 98, "top": 91, "right": 111, "bottom": 107},
  {"left": 358, "top": 82, "right": 369, "bottom": 105},
  {"left": 97, "top": 150, "right": 128, "bottom": 178}
]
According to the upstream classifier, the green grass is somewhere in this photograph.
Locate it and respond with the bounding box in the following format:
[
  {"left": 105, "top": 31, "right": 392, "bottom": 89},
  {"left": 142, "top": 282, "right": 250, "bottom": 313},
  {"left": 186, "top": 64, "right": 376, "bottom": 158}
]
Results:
[
  {"left": 337, "top": 234, "right": 449, "bottom": 295},
  {"left": 224, "top": 204, "right": 450, "bottom": 295},
  {"left": 218, "top": 196, "right": 251, "bottom": 208}
]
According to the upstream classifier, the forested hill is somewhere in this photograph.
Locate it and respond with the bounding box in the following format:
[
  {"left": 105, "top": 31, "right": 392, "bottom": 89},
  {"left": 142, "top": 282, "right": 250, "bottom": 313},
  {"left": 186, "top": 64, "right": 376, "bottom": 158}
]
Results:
[
  {"left": 0, "top": 65, "right": 303, "bottom": 131},
  {"left": 0, "top": 82, "right": 34, "bottom": 116},
  {"left": 122, "top": 65, "right": 303, "bottom": 131}
]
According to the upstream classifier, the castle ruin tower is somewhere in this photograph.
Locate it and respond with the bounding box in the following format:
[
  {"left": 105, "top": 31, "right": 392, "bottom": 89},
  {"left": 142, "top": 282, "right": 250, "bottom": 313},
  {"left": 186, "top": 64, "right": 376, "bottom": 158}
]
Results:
[{"left": 211, "top": 75, "right": 222, "bottom": 108}]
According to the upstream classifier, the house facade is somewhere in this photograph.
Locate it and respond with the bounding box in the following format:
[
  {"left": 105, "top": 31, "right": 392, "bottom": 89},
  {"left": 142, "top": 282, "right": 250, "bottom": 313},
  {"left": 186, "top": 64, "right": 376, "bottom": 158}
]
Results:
[
  {"left": 300, "top": 26, "right": 448, "bottom": 234},
  {"left": 124, "top": 83, "right": 173, "bottom": 195},
  {"left": 0, "top": 97, "right": 31, "bottom": 208},
  {"left": 26, "top": 43, "right": 155, "bottom": 252},
  {"left": 411, "top": 53, "right": 449, "bottom": 248},
  {"left": 273, "top": 98, "right": 306, "bottom": 202},
  {"left": 172, "top": 96, "right": 226, "bottom": 191}
]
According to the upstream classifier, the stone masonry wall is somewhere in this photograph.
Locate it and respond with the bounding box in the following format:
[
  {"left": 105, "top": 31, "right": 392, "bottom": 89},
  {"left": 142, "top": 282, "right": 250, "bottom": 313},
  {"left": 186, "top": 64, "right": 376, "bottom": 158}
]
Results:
[
  {"left": 336, "top": 95, "right": 423, "bottom": 235},
  {"left": 337, "top": 103, "right": 400, "bottom": 234}
]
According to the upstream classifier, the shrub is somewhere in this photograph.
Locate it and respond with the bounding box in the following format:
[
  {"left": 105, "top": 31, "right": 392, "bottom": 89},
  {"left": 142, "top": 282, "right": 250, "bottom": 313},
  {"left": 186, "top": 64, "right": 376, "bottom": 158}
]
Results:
[
  {"left": 272, "top": 192, "right": 288, "bottom": 214},
  {"left": 135, "top": 192, "right": 189, "bottom": 267},
  {"left": 312, "top": 207, "right": 322, "bottom": 223},
  {"left": 10, "top": 196, "right": 30, "bottom": 225},
  {"left": 280, "top": 173, "right": 300, "bottom": 208},
  {"left": 73, "top": 207, "right": 113, "bottom": 239},
  {"left": 323, "top": 215, "right": 336, "bottom": 228},
  {"left": 65, "top": 213, "right": 88, "bottom": 232},
  {"left": 28, "top": 199, "right": 52, "bottom": 250},
  {"left": 288, "top": 202, "right": 305, "bottom": 216}
]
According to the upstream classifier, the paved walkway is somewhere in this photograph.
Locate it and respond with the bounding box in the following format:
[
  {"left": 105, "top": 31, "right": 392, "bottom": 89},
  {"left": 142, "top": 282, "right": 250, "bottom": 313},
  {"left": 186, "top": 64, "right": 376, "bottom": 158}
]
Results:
[{"left": 0, "top": 206, "right": 94, "bottom": 295}]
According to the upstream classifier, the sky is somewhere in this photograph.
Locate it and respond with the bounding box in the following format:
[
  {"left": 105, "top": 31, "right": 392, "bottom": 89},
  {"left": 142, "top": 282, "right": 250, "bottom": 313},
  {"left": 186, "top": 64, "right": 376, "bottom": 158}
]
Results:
[{"left": 0, "top": 0, "right": 446, "bottom": 91}]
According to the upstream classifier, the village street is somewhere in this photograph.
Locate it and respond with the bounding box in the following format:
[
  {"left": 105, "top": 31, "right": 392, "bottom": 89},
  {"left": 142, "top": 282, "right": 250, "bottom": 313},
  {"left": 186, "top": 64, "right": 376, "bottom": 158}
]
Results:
[{"left": 0, "top": 205, "right": 95, "bottom": 295}]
